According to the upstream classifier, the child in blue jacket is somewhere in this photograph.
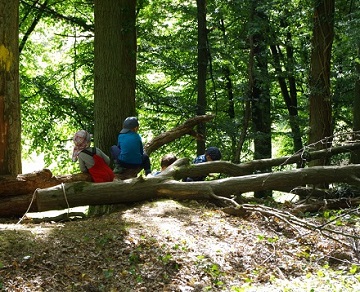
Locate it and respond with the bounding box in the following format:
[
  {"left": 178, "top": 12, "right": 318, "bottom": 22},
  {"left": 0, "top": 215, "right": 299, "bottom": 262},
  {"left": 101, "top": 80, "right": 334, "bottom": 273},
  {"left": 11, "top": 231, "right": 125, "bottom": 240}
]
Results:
[
  {"left": 111, "top": 117, "right": 151, "bottom": 175},
  {"left": 185, "top": 146, "right": 222, "bottom": 181}
]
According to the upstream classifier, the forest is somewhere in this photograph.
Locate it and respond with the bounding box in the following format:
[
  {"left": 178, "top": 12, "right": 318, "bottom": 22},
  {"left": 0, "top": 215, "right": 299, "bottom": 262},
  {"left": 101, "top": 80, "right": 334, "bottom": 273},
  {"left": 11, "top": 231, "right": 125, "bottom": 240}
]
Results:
[{"left": 1, "top": 0, "right": 360, "bottom": 290}]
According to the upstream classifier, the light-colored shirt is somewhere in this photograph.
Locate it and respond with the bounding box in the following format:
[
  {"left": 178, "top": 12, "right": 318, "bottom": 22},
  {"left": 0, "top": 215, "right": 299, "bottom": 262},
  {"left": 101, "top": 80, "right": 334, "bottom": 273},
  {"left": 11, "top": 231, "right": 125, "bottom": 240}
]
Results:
[{"left": 78, "top": 147, "right": 111, "bottom": 173}]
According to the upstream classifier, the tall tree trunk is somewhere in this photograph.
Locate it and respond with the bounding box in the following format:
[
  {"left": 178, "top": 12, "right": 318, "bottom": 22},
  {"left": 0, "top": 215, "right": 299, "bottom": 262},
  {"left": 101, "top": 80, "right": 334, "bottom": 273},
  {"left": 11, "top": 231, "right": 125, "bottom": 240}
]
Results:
[
  {"left": 94, "top": 0, "right": 136, "bottom": 157},
  {"left": 196, "top": 0, "right": 207, "bottom": 156},
  {"left": 0, "top": 0, "right": 22, "bottom": 175},
  {"left": 351, "top": 42, "right": 360, "bottom": 163},
  {"left": 308, "top": 0, "right": 335, "bottom": 166},
  {"left": 351, "top": 0, "right": 360, "bottom": 164},
  {"left": 249, "top": 0, "right": 272, "bottom": 198},
  {"left": 93, "top": 0, "right": 136, "bottom": 215}
]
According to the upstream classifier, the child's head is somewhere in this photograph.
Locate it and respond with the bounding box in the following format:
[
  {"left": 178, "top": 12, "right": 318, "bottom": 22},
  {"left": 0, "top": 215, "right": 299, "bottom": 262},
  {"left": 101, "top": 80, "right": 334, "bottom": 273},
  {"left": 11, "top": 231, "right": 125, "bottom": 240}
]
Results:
[
  {"left": 161, "top": 154, "right": 177, "bottom": 171},
  {"left": 120, "top": 117, "right": 139, "bottom": 133},
  {"left": 205, "top": 147, "right": 222, "bottom": 161},
  {"left": 72, "top": 130, "right": 91, "bottom": 162}
]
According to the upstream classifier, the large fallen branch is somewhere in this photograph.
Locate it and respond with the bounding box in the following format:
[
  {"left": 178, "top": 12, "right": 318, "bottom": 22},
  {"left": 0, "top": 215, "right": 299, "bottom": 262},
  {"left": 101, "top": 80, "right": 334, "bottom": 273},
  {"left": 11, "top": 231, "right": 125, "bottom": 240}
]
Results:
[
  {"left": 144, "top": 115, "right": 215, "bottom": 155},
  {"left": 2, "top": 155, "right": 360, "bottom": 217},
  {"left": 2, "top": 141, "right": 360, "bottom": 198},
  {"left": 2, "top": 130, "right": 360, "bottom": 217},
  {"left": 30, "top": 163, "right": 360, "bottom": 213},
  {"left": 235, "top": 142, "right": 360, "bottom": 173}
]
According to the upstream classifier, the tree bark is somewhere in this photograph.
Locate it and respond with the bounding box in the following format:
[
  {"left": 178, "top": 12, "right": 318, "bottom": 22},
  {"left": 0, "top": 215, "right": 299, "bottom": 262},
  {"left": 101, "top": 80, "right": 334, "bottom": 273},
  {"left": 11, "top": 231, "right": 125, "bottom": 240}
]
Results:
[
  {"left": 351, "top": 40, "right": 360, "bottom": 163},
  {"left": 248, "top": 1, "right": 271, "bottom": 198},
  {"left": 31, "top": 164, "right": 360, "bottom": 214},
  {"left": 196, "top": 0, "right": 208, "bottom": 156},
  {"left": 308, "top": 0, "right": 335, "bottom": 166},
  {"left": 94, "top": 0, "right": 136, "bottom": 158},
  {"left": 0, "top": 0, "right": 22, "bottom": 175},
  {"left": 3, "top": 141, "right": 360, "bottom": 218}
]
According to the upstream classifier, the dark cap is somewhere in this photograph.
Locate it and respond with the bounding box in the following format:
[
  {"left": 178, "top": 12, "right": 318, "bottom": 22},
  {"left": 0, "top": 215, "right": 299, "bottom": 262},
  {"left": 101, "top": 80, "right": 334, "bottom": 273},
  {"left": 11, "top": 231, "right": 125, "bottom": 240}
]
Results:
[
  {"left": 120, "top": 117, "right": 139, "bottom": 134},
  {"left": 205, "top": 147, "right": 222, "bottom": 161}
]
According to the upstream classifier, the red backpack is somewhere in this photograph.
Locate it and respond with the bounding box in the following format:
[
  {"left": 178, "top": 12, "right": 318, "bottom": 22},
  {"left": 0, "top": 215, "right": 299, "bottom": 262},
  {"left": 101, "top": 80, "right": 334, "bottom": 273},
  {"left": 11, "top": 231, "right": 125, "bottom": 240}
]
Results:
[{"left": 82, "top": 148, "right": 115, "bottom": 183}]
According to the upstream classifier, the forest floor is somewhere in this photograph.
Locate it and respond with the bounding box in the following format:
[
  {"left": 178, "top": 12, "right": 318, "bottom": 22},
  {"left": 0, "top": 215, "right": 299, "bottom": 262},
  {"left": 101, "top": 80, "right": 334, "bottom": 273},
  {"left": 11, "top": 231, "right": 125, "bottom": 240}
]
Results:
[{"left": 1, "top": 199, "right": 360, "bottom": 291}]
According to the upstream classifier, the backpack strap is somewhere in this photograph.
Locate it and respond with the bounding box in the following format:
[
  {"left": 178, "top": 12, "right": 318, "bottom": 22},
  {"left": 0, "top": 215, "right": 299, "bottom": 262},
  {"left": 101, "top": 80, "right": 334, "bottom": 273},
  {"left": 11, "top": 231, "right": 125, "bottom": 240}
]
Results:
[{"left": 82, "top": 149, "right": 94, "bottom": 157}]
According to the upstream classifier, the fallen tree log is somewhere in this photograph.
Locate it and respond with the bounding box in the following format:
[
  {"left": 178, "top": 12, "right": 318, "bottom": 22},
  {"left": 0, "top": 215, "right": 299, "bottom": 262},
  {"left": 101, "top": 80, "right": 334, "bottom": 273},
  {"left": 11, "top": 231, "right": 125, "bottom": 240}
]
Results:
[
  {"left": 2, "top": 123, "right": 360, "bottom": 217},
  {"left": 2, "top": 140, "right": 360, "bottom": 198},
  {"left": 236, "top": 142, "right": 360, "bottom": 172},
  {"left": 2, "top": 157, "right": 360, "bottom": 217},
  {"left": 29, "top": 164, "right": 360, "bottom": 214},
  {"left": 0, "top": 169, "right": 91, "bottom": 197}
]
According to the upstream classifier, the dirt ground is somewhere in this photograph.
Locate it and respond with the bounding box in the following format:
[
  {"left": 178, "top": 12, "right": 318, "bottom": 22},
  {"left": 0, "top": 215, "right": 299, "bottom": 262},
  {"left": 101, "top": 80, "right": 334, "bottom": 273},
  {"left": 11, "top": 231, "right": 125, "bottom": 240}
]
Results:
[{"left": 1, "top": 199, "right": 360, "bottom": 291}]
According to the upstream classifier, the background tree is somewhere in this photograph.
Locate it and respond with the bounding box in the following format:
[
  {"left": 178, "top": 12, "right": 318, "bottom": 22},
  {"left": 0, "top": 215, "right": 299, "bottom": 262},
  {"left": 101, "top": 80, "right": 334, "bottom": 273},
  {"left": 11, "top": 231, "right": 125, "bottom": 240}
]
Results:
[
  {"left": 90, "top": 0, "right": 137, "bottom": 215},
  {"left": 0, "top": 0, "right": 21, "bottom": 175},
  {"left": 353, "top": 40, "right": 360, "bottom": 163},
  {"left": 308, "top": 0, "right": 335, "bottom": 166},
  {"left": 196, "top": 0, "right": 207, "bottom": 156},
  {"left": 248, "top": 0, "right": 272, "bottom": 198},
  {"left": 346, "top": 0, "right": 360, "bottom": 163}
]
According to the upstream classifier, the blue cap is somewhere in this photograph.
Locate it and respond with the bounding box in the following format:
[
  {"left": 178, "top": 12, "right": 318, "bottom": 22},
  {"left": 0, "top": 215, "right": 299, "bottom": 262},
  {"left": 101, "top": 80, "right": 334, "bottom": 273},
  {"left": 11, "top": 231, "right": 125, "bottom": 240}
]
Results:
[
  {"left": 120, "top": 117, "right": 139, "bottom": 133},
  {"left": 205, "top": 147, "right": 221, "bottom": 160}
]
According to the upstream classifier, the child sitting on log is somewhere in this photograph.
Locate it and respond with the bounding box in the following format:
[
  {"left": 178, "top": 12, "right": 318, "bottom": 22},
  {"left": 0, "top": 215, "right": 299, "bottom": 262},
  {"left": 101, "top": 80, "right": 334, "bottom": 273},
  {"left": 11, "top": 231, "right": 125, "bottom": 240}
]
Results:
[
  {"left": 72, "top": 130, "right": 114, "bottom": 183},
  {"left": 111, "top": 117, "right": 151, "bottom": 176},
  {"left": 184, "top": 146, "right": 222, "bottom": 181},
  {"left": 153, "top": 153, "right": 178, "bottom": 176}
]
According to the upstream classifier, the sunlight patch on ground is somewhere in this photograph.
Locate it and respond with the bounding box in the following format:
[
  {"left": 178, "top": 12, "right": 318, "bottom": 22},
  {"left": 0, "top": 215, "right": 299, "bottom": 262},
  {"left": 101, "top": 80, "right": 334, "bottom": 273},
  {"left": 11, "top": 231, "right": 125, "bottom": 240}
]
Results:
[
  {"left": 0, "top": 222, "right": 55, "bottom": 236},
  {"left": 26, "top": 206, "right": 88, "bottom": 219},
  {"left": 244, "top": 272, "right": 360, "bottom": 291},
  {"left": 121, "top": 200, "right": 243, "bottom": 270},
  {"left": 273, "top": 191, "right": 299, "bottom": 203},
  {"left": 119, "top": 199, "right": 360, "bottom": 291}
]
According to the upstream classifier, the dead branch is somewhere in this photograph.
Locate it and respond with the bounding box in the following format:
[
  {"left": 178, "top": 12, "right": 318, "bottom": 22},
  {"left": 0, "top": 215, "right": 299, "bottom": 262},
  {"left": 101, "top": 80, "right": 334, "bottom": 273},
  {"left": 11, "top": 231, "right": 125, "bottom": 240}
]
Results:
[
  {"left": 292, "top": 198, "right": 360, "bottom": 214},
  {"left": 144, "top": 114, "right": 215, "bottom": 155},
  {"left": 222, "top": 203, "right": 360, "bottom": 248}
]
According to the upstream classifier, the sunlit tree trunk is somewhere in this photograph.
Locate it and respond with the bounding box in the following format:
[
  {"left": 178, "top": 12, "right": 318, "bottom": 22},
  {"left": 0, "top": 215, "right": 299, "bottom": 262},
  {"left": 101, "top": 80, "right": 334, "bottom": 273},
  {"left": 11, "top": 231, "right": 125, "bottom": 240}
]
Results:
[
  {"left": 94, "top": 0, "right": 136, "bottom": 157},
  {"left": 196, "top": 0, "right": 207, "bottom": 156},
  {"left": 308, "top": 0, "right": 335, "bottom": 166},
  {"left": 249, "top": 0, "right": 272, "bottom": 198},
  {"left": 0, "top": 0, "right": 21, "bottom": 175}
]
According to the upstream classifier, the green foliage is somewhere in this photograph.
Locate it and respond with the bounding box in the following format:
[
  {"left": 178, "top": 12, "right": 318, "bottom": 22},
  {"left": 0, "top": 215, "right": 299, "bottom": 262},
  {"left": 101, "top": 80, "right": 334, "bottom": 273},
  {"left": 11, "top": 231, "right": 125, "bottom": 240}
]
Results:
[
  {"left": 19, "top": 1, "right": 94, "bottom": 174},
  {"left": 158, "top": 253, "right": 172, "bottom": 264},
  {"left": 17, "top": 0, "right": 360, "bottom": 174}
]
